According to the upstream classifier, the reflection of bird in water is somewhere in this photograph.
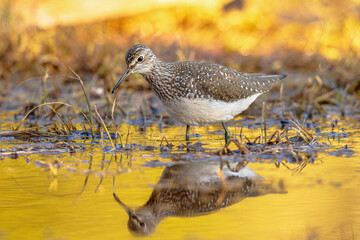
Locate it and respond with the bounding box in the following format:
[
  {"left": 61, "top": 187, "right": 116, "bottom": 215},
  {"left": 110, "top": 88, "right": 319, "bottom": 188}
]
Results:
[{"left": 114, "top": 162, "right": 286, "bottom": 236}]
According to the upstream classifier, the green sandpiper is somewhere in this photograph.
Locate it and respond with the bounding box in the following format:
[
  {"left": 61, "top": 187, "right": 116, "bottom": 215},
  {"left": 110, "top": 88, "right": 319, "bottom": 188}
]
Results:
[{"left": 112, "top": 44, "right": 286, "bottom": 143}]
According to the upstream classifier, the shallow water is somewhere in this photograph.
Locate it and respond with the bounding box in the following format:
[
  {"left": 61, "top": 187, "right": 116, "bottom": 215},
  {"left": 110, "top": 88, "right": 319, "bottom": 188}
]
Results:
[{"left": 1, "top": 112, "right": 359, "bottom": 240}]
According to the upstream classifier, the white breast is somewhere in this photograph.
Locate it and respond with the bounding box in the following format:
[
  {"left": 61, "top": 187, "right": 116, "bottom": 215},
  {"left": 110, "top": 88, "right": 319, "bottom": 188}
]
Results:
[{"left": 163, "top": 93, "right": 262, "bottom": 126}]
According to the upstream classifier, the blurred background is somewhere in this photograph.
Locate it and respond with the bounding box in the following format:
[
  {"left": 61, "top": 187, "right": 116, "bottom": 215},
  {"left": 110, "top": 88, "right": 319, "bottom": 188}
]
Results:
[{"left": 0, "top": 0, "right": 359, "bottom": 95}]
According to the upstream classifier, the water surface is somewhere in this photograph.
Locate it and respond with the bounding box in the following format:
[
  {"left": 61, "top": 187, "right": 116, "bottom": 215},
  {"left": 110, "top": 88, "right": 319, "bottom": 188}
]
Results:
[{"left": 1, "top": 116, "right": 359, "bottom": 240}]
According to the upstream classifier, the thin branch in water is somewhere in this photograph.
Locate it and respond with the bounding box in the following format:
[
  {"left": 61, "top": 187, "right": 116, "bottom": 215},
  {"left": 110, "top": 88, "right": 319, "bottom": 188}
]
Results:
[{"left": 81, "top": 155, "right": 93, "bottom": 194}]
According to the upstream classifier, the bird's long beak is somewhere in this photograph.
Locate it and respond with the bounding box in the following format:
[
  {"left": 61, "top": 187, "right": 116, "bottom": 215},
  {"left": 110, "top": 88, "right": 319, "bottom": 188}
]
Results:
[
  {"left": 111, "top": 68, "right": 132, "bottom": 94},
  {"left": 113, "top": 192, "right": 136, "bottom": 217}
]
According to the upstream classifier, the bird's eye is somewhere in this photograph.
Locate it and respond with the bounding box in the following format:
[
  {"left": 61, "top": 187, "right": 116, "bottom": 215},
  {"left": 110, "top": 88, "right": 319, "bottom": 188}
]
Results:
[
  {"left": 137, "top": 56, "right": 144, "bottom": 62},
  {"left": 140, "top": 222, "right": 145, "bottom": 228}
]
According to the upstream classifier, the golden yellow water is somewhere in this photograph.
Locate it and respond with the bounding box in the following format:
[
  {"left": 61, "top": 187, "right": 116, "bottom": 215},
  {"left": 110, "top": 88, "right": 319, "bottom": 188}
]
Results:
[{"left": 0, "top": 121, "right": 359, "bottom": 240}]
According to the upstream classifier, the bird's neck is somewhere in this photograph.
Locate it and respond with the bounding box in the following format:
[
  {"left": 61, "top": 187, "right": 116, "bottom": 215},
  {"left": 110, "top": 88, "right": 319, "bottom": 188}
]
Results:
[{"left": 141, "top": 60, "right": 176, "bottom": 102}]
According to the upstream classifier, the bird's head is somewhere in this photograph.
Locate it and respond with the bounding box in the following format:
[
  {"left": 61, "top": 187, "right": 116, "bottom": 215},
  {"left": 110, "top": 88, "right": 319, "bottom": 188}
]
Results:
[{"left": 112, "top": 44, "right": 156, "bottom": 94}]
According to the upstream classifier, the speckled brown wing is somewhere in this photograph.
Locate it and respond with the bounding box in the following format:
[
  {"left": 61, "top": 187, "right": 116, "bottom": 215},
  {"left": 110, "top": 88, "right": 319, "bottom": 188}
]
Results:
[{"left": 174, "top": 62, "right": 285, "bottom": 102}]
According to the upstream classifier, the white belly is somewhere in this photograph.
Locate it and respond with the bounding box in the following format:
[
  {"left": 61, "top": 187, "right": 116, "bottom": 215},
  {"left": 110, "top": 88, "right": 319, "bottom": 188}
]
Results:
[{"left": 163, "top": 93, "right": 261, "bottom": 126}]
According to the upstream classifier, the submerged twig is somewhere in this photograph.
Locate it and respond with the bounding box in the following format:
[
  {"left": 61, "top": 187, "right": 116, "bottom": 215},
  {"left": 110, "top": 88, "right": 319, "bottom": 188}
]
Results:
[
  {"left": 219, "top": 138, "right": 250, "bottom": 155},
  {"left": 81, "top": 155, "right": 93, "bottom": 194},
  {"left": 125, "top": 128, "right": 132, "bottom": 148},
  {"left": 291, "top": 119, "right": 313, "bottom": 143}
]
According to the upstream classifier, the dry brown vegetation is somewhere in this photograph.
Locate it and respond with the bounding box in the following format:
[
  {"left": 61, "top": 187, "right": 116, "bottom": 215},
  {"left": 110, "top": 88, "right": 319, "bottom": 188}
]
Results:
[{"left": 1, "top": 0, "right": 359, "bottom": 92}]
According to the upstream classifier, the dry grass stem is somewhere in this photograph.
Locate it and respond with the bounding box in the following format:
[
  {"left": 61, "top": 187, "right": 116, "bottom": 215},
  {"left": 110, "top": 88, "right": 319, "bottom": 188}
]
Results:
[
  {"left": 111, "top": 98, "right": 124, "bottom": 148},
  {"left": 15, "top": 101, "right": 91, "bottom": 131},
  {"left": 69, "top": 66, "right": 95, "bottom": 139},
  {"left": 93, "top": 104, "right": 115, "bottom": 149}
]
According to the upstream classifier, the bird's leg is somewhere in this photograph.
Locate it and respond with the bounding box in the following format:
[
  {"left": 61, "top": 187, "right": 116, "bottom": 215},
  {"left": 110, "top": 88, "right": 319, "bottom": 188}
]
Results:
[
  {"left": 222, "top": 123, "right": 231, "bottom": 144},
  {"left": 185, "top": 125, "right": 190, "bottom": 141}
]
